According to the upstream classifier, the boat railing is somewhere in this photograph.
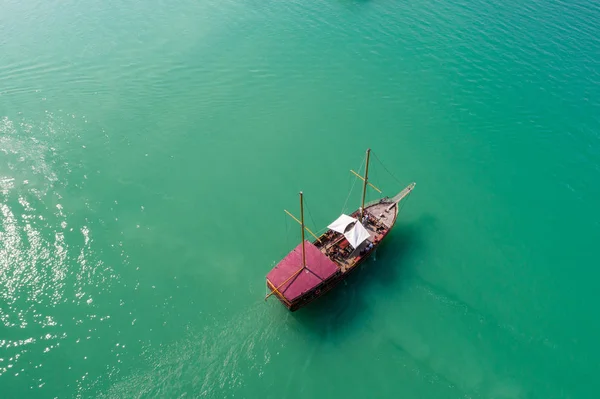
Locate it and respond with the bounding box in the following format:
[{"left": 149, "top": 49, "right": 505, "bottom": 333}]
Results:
[{"left": 364, "top": 197, "right": 390, "bottom": 208}]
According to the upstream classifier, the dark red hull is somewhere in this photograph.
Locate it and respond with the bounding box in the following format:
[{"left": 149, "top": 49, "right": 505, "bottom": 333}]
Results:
[
  {"left": 269, "top": 201, "right": 397, "bottom": 311},
  {"left": 266, "top": 182, "right": 415, "bottom": 312}
]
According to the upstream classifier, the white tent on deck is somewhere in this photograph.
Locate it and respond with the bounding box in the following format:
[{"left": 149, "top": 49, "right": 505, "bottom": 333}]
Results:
[
  {"left": 327, "top": 214, "right": 356, "bottom": 234},
  {"left": 327, "top": 214, "right": 371, "bottom": 249}
]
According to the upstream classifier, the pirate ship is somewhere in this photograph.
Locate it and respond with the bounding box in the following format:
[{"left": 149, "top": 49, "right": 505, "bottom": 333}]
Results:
[{"left": 265, "top": 149, "right": 415, "bottom": 311}]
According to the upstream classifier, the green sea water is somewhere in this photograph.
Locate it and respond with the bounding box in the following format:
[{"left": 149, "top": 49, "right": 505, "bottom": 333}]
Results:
[{"left": 1, "top": 0, "right": 600, "bottom": 397}]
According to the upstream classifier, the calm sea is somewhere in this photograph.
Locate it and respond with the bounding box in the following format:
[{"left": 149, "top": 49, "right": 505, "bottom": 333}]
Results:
[{"left": 1, "top": 0, "right": 599, "bottom": 397}]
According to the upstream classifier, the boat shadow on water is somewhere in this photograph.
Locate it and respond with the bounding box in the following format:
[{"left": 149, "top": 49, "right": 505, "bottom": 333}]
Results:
[{"left": 291, "top": 213, "right": 436, "bottom": 340}]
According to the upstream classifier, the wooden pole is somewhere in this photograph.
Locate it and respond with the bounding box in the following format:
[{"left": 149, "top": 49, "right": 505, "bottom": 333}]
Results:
[
  {"left": 265, "top": 271, "right": 302, "bottom": 302},
  {"left": 350, "top": 170, "right": 382, "bottom": 193},
  {"left": 283, "top": 210, "right": 322, "bottom": 243},
  {"left": 300, "top": 191, "right": 306, "bottom": 268},
  {"left": 361, "top": 149, "right": 371, "bottom": 219}
]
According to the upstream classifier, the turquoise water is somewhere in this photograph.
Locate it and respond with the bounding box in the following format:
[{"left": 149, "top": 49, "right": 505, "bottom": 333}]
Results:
[{"left": 1, "top": 0, "right": 600, "bottom": 397}]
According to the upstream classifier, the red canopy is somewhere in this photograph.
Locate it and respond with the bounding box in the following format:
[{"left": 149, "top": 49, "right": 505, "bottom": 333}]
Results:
[{"left": 267, "top": 241, "right": 339, "bottom": 302}]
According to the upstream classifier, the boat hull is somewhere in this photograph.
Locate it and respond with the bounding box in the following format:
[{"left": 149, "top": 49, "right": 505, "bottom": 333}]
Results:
[{"left": 269, "top": 198, "right": 399, "bottom": 311}]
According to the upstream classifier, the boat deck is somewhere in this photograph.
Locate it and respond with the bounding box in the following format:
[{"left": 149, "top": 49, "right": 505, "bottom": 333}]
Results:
[
  {"left": 266, "top": 240, "right": 340, "bottom": 305},
  {"left": 315, "top": 201, "right": 397, "bottom": 273}
]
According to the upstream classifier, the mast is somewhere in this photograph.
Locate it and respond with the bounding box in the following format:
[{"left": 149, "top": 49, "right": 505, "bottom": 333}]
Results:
[
  {"left": 299, "top": 191, "right": 306, "bottom": 268},
  {"left": 361, "top": 148, "right": 371, "bottom": 219}
]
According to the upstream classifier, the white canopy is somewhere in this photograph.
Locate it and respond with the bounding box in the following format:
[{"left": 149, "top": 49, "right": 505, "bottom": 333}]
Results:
[
  {"left": 327, "top": 214, "right": 357, "bottom": 234},
  {"left": 344, "top": 221, "right": 371, "bottom": 248},
  {"left": 327, "top": 214, "right": 371, "bottom": 249}
]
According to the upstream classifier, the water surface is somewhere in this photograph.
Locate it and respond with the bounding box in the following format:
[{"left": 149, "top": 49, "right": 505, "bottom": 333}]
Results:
[{"left": 1, "top": 0, "right": 600, "bottom": 397}]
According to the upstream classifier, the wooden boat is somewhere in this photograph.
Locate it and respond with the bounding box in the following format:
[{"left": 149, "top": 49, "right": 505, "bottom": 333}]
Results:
[{"left": 265, "top": 149, "right": 415, "bottom": 311}]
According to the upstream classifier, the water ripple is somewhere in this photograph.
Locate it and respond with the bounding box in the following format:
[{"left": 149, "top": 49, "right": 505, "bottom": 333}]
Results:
[{"left": 0, "top": 113, "right": 119, "bottom": 393}]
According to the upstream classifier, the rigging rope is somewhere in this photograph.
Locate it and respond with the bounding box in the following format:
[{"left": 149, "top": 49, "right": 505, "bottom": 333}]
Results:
[
  {"left": 341, "top": 154, "right": 366, "bottom": 214},
  {"left": 303, "top": 196, "right": 318, "bottom": 236},
  {"left": 372, "top": 151, "right": 405, "bottom": 187},
  {"left": 397, "top": 188, "right": 413, "bottom": 214}
]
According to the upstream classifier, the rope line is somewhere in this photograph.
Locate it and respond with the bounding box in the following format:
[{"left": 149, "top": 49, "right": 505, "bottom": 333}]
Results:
[
  {"left": 372, "top": 151, "right": 404, "bottom": 186},
  {"left": 397, "top": 188, "right": 413, "bottom": 214},
  {"left": 303, "top": 196, "right": 318, "bottom": 236},
  {"left": 341, "top": 154, "right": 366, "bottom": 214}
]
